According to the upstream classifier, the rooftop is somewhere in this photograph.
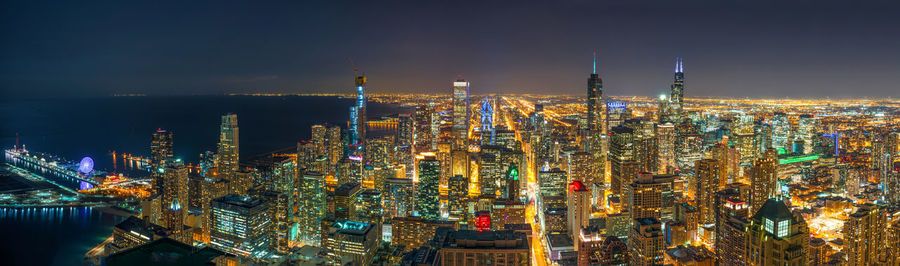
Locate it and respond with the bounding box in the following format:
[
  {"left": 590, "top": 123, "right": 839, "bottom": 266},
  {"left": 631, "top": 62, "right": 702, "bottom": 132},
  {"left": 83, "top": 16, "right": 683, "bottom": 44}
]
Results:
[
  {"left": 105, "top": 238, "right": 227, "bottom": 266},
  {"left": 212, "top": 194, "right": 266, "bottom": 209}
]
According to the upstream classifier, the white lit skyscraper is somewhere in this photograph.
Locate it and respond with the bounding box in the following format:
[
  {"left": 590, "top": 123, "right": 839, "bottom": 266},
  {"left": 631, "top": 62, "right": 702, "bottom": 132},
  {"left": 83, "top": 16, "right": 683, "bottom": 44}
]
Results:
[{"left": 452, "top": 77, "right": 470, "bottom": 147}]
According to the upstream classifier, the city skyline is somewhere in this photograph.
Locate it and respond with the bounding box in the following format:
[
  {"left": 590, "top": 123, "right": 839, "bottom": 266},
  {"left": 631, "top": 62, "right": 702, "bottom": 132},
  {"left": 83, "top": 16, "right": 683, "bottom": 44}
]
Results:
[
  {"left": 3, "top": 1, "right": 900, "bottom": 265},
  {"left": 4, "top": 0, "right": 900, "bottom": 99}
]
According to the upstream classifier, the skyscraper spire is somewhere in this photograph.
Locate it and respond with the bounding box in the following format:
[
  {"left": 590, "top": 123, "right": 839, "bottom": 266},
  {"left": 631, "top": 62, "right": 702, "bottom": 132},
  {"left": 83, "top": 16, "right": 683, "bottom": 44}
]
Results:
[{"left": 592, "top": 52, "right": 597, "bottom": 74}]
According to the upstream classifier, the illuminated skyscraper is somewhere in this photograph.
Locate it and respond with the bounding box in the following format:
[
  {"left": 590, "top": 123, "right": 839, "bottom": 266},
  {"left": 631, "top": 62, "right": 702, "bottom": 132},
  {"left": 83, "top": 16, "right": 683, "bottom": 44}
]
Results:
[
  {"left": 693, "top": 159, "right": 722, "bottom": 224},
  {"left": 629, "top": 218, "right": 665, "bottom": 266},
  {"left": 770, "top": 112, "right": 790, "bottom": 153},
  {"left": 416, "top": 153, "right": 440, "bottom": 220},
  {"left": 217, "top": 113, "right": 239, "bottom": 182},
  {"left": 587, "top": 53, "right": 604, "bottom": 136},
  {"left": 311, "top": 124, "right": 326, "bottom": 156},
  {"left": 448, "top": 175, "right": 469, "bottom": 224},
  {"left": 160, "top": 162, "right": 188, "bottom": 234},
  {"left": 797, "top": 114, "right": 816, "bottom": 154},
  {"left": 502, "top": 164, "right": 520, "bottom": 200},
  {"left": 150, "top": 129, "right": 173, "bottom": 194},
  {"left": 749, "top": 149, "right": 778, "bottom": 214},
  {"left": 325, "top": 221, "right": 379, "bottom": 265},
  {"left": 669, "top": 57, "right": 685, "bottom": 123},
  {"left": 568, "top": 181, "right": 590, "bottom": 250},
  {"left": 628, "top": 173, "right": 676, "bottom": 222},
  {"left": 325, "top": 125, "right": 342, "bottom": 173},
  {"left": 610, "top": 125, "right": 635, "bottom": 195},
  {"left": 452, "top": 78, "right": 470, "bottom": 147},
  {"left": 480, "top": 97, "right": 494, "bottom": 145},
  {"left": 656, "top": 123, "right": 676, "bottom": 173},
  {"left": 210, "top": 194, "right": 271, "bottom": 258},
  {"left": 745, "top": 198, "right": 808, "bottom": 265},
  {"left": 478, "top": 153, "right": 501, "bottom": 197},
  {"left": 334, "top": 182, "right": 360, "bottom": 220},
  {"left": 844, "top": 204, "right": 889, "bottom": 265},
  {"left": 348, "top": 75, "right": 367, "bottom": 154},
  {"left": 354, "top": 189, "right": 383, "bottom": 237},
  {"left": 298, "top": 171, "right": 326, "bottom": 247}
]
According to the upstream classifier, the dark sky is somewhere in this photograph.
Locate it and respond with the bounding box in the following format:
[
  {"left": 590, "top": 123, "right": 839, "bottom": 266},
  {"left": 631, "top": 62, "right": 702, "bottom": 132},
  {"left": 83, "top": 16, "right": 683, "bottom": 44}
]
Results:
[{"left": 2, "top": 0, "right": 900, "bottom": 99}]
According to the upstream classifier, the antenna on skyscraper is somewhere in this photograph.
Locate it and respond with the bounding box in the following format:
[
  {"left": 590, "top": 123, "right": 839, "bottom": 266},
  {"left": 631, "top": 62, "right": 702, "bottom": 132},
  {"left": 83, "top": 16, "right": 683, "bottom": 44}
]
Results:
[{"left": 592, "top": 52, "right": 597, "bottom": 74}]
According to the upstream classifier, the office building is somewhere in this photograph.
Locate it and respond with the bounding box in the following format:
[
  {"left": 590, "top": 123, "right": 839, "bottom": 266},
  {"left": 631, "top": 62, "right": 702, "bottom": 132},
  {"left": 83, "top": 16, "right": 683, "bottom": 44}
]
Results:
[
  {"left": 210, "top": 194, "right": 271, "bottom": 258},
  {"left": 325, "top": 220, "right": 378, "bottom": 265},
  {"left": 298, "top": 171, "right": 326, "bottom": 247}
]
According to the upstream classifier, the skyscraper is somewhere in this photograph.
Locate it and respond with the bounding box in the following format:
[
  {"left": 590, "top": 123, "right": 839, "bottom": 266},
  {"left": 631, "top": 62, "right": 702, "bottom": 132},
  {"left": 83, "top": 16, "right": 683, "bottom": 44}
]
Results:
[
  {"left": 325, "top": 221, "right": 379, "bottom": 265},
  {"left": 502, "top": 164, "right": 520, "bottom": 200},
  {"left": 797, "top": 114, "right": 816, "bottom": 154},
  {"left": 160, "top": 162, "right": 188, "bottom": 234},
  {"left": 349, "top": 74, "right": 367, "bottom": 151},
  {"left": 628, "top": 173, "right": 676, "bottom": 221},
  {"left": 334, "top": 182, "right": 360, "bottom": 220},
  {"left": 844, "top": 204, "right": 889, "bottom": 265},
  {"left": 770, "top": 112, "right": 790, "bottom": 153},
  {"left": 416, "top": 153, "right": 440, "bottom": 220},
  {"left": 610, "top": 125, "right": 635, "bottom": 195},
  {"left": 568, "top": 181, "right": 590, "bottom": 250},
  {"left": 452, "top": 78, "right": 470, "bottom": 147},
  {"left": 749, "top": 148, "right": 778, "bottom": 214},
  {"left": 150, "top": 129, "right": 173, "bottom": 193},
  {"left": 298, "top": 171, "right": 326, "bottom": 247},
  {"left": 325, "top": 125, "right": 343, "bottom": 173},
  {"left": 448, "top": 175, "right": 469, "bottom": 224},
  {"left": 587, "top": 52, "right": 604, "bottom": 136},
  {"left": 745, "top": 198, "right": 808, "bottom": 265},
  {"left": 210, "top": 194, "right": 271, "bottom": 258},
  {"left": 656, "top": 123, "right": 676, "bottom": 173},
  {"left": 669, "top": 57, "right": 685, "bottom": 123},
  {"left": 217, "top": 113, "right": 239, "bottom": 182},
  {"left": 629, "top": 218, "right": 665, "bottom": 266},
  {"left": 693, "top": 159, "right": 722, "bottom": 224}
]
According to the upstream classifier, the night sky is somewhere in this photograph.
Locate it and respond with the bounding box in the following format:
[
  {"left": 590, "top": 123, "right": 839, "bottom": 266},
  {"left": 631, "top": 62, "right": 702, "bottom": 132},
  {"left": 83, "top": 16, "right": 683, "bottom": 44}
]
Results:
[{"left": 2, "top": 0, "right": 900, "bottom": 99}]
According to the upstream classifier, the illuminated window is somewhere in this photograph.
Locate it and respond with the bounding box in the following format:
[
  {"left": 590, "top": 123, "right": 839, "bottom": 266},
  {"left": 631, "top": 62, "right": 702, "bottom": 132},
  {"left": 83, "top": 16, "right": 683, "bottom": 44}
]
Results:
[
  {"left": 764, "top": 218, "right": 774, "bottom": 234},
  {"left": 777, "top": 220, "right": 790, "bottom": 238}
]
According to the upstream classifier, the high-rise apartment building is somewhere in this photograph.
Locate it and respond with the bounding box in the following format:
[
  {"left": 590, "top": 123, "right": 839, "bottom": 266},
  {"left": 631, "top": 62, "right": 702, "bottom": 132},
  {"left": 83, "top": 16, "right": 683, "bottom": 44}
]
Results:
[
  {"left": 749, "top": 148, "right": 778, "bottom": 214},
  {"left": 844, "top": 204, "right": 888, "bottom": 265},
  {"left": 298, "top": 171, "right": 326, "bottom": 247},
  {"left": 693, "top": 159, "right": 722, "bottom": 224}
]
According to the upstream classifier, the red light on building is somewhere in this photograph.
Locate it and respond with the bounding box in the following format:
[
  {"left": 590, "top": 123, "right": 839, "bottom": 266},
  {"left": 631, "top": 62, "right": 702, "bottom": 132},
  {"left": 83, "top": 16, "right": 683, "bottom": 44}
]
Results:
[
  {"left": 475, "top": 211, "right": 491, "bottom": 232},
  {"left": 569, "top": 180, "right": 589, "bottom": 192}
]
